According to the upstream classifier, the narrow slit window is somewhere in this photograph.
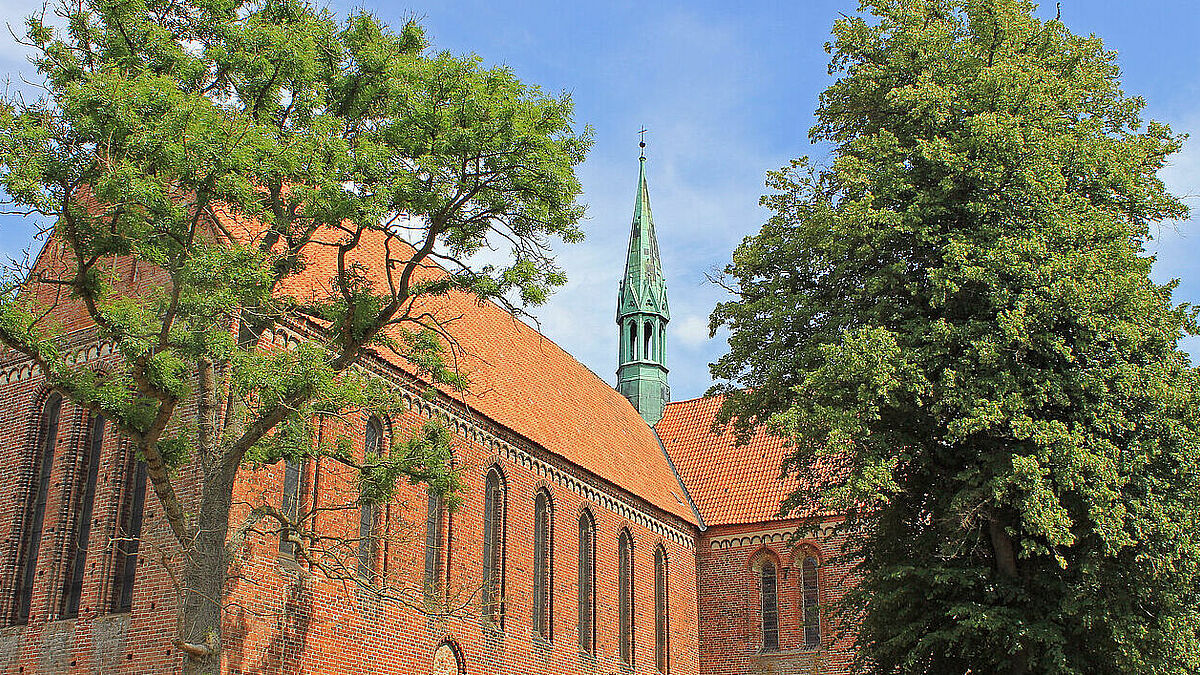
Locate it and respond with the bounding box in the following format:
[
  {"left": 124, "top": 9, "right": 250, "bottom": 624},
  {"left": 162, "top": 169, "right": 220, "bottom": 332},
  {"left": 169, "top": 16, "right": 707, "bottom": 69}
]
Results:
[
  {"left": 802, "top": 556, "right": 821, "bottom": 649},
  {"left": 481, "top": 467, "right": 506, "bottom": 625},
  {"left": 761, "top": 560, "right": 779, "bottom": 652},
  {"left": 618, "top": 528, "right": 634, "bottom": 665},
  {"left": 111, "top": 445, "right": 147, "bottom": 613},
  {"left": 654, "top": 545, "right": 669, "bottom": 673},
  {"left": 532, "top": 489, "right": 553, "bottom": 640},
  {"left": 424, "top": 490, "right": 445, "bottom": 598},
  {"left": 61, "top": 413, "right": 104, "bottom": 618},
  {"left": 358, "top": 418, "right": 383, "bottom": 582},
  {"left": 578, "top": 509, "right": 595, "bottom": 653},
  {"left": 13, "top": 394, "right": 62, "bottom": 624},
  {"left": 279, "top": 458, "right": 302, "bottom": 556}
]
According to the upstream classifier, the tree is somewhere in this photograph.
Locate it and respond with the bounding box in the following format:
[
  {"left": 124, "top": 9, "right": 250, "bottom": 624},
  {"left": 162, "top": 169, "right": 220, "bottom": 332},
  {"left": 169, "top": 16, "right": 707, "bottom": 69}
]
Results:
[
  {"left": 709, "top": 1, "right": 1200, "bottom": 672},
  {"left": 0, "top": 0, "right": 591, "bottom": 672}
]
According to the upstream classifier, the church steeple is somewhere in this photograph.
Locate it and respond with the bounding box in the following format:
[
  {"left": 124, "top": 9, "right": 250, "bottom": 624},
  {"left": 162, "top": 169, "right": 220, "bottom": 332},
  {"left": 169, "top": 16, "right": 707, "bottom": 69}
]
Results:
[{"left": 617, "top": 143, "right": 670, "bottom": 425}]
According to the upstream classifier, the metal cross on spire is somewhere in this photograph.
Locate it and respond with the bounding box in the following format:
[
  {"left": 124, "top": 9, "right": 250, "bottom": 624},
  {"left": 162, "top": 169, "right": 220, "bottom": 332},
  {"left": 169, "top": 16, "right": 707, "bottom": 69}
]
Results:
[{"left": 638, "top": 126, "right": 648, "bottom": 159}]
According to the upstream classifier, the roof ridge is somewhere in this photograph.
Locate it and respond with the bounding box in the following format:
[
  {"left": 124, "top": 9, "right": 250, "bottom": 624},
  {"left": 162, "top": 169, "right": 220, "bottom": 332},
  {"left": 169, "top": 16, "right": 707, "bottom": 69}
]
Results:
[
  {"left": 652, "top": 427, "right": 706, "bottom": 531},
  {"left": 663, "top": 392, "right": 721, "bottom": 407}
]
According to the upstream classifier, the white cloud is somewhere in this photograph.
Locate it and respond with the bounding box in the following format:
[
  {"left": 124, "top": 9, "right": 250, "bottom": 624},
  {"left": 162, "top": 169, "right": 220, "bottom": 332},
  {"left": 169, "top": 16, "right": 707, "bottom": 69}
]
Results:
[{"left": 675, "top": 315, "right": 710, "bottom": 348}]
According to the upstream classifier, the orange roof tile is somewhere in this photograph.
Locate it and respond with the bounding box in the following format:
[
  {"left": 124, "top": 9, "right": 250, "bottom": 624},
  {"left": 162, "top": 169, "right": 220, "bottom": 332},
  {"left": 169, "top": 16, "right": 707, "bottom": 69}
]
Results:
[
  {"left": 213, "top": 210, "right": 698, "bottom": 526},
  {"left": 655, "top": 395, "right": 834, "bottom": 526}
]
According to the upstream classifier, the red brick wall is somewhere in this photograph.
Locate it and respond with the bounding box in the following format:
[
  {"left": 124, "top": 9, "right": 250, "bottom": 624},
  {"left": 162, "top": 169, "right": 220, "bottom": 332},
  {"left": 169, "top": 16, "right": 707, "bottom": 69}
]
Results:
[
  {"left": 219, "top": 376, "right": 701, "bottom": 675},
  {"left": 696, "top": 520, "right": 856, "bottom": 675},
  {"left": 0, "top": 346, "right": 185, "bottom": 674},
  {"left": 0, "top": 329, "right": 702, "bottom": 675}
]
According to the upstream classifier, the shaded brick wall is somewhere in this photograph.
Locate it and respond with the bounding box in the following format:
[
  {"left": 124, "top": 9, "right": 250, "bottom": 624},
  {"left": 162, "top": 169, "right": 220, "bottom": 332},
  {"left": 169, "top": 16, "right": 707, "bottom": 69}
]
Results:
[
  {"left": 0, "top": 348, "right": 186, "bottom": 674},
  {"left": 0, "top": 246, "right": 187, "bottom": 674},
  {"left": 696, "top": 520, "right": 856, "bottom": 675}
]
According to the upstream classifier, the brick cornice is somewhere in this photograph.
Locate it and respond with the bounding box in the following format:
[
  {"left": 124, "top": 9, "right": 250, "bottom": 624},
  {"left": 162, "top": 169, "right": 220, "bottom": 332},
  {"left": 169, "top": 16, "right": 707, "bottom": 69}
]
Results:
[{"left": 706, "top": 522, "right": 838, "bottom": 552}]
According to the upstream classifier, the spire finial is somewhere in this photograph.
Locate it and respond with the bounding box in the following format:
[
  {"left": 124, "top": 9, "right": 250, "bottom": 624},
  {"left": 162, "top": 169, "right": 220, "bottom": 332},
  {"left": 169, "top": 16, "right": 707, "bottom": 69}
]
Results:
[{"left": 638, "top": 126, "right": 647, "bottom": 159}]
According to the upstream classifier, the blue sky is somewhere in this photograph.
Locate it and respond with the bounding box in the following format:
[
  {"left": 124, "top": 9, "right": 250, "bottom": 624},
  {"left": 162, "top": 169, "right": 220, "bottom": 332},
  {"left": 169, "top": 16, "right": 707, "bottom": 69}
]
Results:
[{"left": 0, "top": 1, "right": 1197, "bottom": 401}]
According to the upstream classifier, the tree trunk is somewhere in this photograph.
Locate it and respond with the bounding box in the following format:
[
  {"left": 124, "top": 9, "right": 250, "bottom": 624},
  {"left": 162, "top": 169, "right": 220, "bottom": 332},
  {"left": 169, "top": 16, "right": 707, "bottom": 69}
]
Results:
[
  {"left": 179, "top": 357, "right": 233, "bottom": 675},
  {"left": 988, "top": 514, "right": 1018, "bottom": 578},
  {"left": 989, "top": 512, "right": 1027, "bottom": 675},
  {"left": 179, "top": 463, "right": 236, "bottom": 675}
]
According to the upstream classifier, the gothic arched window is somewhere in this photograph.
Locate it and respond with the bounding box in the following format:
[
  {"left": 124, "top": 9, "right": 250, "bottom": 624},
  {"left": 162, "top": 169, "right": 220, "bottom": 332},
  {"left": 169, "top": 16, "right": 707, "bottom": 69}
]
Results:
[
  {"left": 279, "top": 458, "right": 303, "bottom": 556},
  {"left": 13, "top": 393, "right": 61, "bottom": 624},
  {"left": 618, "top": 528, "right": 635, "bottom": 665},
  {"left": 358, "top": 417, "right": 383, "bottom": 582},
  {"left": 532, "top": 489, "right": 553, "bottom": 639},
  {"left": 629, "top": 321, "right": 639, "bottom": 360},
  {"left": 802, "top": 555, "right": 821, "bottom": 649},
  {"left": 577, "top": 508, "right": 596, "bottom": 653},
  {"left": 110, "top": 440, "right": 147, "bottom": 613},
  {"left": 424, "top": 490, "right": 445, "bottom": 599},
  {"left": 482, "top": 466, "right": 506, "bottom": 625},
  {"left": 644, "top": 320, "right": 654, "bottom": 360},
  {"left": 760, "top": 558, "right": 779, "bottom": 652},
  {"left": 61, "top": 412, "right": 104, "bottom": 618},
  {"left": 654, "top": 544, "right": 669, "bottom": 673}
]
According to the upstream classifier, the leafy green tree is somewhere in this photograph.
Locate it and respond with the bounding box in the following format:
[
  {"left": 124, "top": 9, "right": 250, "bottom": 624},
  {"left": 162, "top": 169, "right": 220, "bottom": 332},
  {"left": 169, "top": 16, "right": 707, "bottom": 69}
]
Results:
[
  {"left": 709, "top": 1, "right": 1200, "bottom": 672},
  {"left": 0, "top": 0, "right": 590, "bottom": 672}
]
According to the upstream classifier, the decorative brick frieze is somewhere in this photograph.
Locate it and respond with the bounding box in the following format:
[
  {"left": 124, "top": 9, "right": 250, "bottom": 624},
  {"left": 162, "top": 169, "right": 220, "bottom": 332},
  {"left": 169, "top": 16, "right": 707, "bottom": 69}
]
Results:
[{"left": 707, "top": 522, "right": 839, "bottom": 552}]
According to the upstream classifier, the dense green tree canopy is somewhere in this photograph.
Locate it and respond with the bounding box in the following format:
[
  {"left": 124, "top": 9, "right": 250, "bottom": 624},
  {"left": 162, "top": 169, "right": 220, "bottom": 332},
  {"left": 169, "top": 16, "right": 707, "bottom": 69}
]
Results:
[
  {"left": 709, "top": 1, "right": 1200, "bottom": 672},
  {"left": 0, "top": 0, "right": 590, "bottom": 671}
]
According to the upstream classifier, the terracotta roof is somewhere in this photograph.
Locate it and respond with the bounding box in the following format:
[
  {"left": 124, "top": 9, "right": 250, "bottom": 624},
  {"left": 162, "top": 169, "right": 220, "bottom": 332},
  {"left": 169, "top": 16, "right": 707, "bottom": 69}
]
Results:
[
  {"left": 655, "top": 395, "right": 834, "bottom": 526},
  {"left": 213, "top": 210, "right": 698, "bottom": 526}
]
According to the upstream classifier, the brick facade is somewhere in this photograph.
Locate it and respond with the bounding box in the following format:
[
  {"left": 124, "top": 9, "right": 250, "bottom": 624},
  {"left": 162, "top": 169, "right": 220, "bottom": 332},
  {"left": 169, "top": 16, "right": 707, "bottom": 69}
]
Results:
[
  {"left": 696, "top": 521, "right": 855, "bottom": 675},
  {"left": 0, "top": 334, "right": 702, "bottom": 675},
  {"left": 0, "top": 237, "right": 856, "bottom": 674}
]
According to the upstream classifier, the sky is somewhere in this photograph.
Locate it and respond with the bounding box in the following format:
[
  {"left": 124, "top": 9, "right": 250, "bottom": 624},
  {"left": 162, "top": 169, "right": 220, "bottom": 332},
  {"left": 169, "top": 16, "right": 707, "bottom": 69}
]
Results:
[{"left": 0, "top": 1, "right": 1197, "bottom": 401}]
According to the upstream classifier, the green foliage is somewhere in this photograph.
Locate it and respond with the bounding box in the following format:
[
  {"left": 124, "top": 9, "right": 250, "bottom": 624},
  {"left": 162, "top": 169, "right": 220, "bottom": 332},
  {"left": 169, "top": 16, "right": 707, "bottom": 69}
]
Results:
[
  {"left": 359, "top": 418, "right": 462, "bottom": 508},
  {"left": 0, "top": 0, "right": 588, "bottom": 659},
  {"left": 710, "top": 1, "right": 1200, "bottom": 673},
  {"left": 0, "top": 0, "right": 588, "bottom": 463}
]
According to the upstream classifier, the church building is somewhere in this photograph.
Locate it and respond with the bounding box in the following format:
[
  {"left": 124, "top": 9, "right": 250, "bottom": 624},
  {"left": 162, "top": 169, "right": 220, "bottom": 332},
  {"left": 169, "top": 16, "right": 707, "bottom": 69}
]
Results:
[{"left": 0, "top": 151, "right": 855, "bottom": 674}]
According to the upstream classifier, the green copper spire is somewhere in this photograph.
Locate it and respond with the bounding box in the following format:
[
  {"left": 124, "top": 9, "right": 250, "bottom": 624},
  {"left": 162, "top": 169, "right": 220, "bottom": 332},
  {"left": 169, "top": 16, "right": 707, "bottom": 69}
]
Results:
[{"left": 617, "top": 146, "right": 670, "bottom": 425}]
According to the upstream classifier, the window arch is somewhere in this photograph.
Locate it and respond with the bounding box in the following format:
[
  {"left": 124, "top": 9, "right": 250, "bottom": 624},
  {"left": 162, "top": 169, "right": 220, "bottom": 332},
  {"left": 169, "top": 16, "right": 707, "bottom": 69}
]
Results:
[
  {"left": 618, "top": 528, "right": 634, "bottom": 665},
  {"left": 279, "top": 457, "right": 303, "bottom": 556},
  {"left": 577, "top": 508, "right": 596, "bottom": 653},
  {"left": 110, "top": 439, "right": 147, "bottom": 613},
  {"left": 12, "top": 393, "right": 62, "bottom": 619},
  {"left": 532, "top": 488, "right": 553, "bottom": 640},
  {"left": 61, "top": 412, "right": 105, "bottom": 618},
  {"left": 13, "top": 393, "right": 62, "bottom": 624},
  {"left": 358, "top": 417, "right": 384, "bottom": 582},
  {"left": 431, "top": 639, "right": 465, "bottom": 675},
  {"left": 424, "top": 489, "right": 446, "bottom": 600},
  {"left": 758, "top": 555, "right": 779, "bottom": 652},
  {"left": 629, "top": 321, "right": 639, "bottom": 360},
  {"left": 654, "top": 544, "right": 669, "bottom": 673},
  {"left": 801, "top": 555, "right": 821, "bottom": 649},
  {"left": 481, "top": 466, "right": 506, "bottom": 625},
  {"left": 644, "top": 320, "right": 654, "bottom": 360}
]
